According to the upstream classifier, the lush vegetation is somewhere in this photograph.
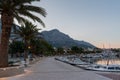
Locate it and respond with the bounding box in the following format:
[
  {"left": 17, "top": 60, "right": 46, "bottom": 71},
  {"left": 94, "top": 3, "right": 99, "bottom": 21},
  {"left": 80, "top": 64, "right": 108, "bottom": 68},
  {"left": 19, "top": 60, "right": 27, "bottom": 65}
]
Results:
[
  {"left": 9, "top": 39, "right": 55, "bottom": 57},
  {"left": 71, "top": 46, "right": 84, "bottom": 53},
  {"left": 56, "top": 47, "right": 65, "bottom": 55},
  {"left": 29, "top": 39, "right": 55, "bottom": 56}
]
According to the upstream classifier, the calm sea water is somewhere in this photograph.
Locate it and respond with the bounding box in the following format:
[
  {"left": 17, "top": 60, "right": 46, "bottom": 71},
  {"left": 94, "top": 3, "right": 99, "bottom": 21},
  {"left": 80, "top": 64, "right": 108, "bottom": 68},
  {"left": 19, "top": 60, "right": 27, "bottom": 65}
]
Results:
[{"left": 95, "top": 59, "right": 120, "bottom": 65}]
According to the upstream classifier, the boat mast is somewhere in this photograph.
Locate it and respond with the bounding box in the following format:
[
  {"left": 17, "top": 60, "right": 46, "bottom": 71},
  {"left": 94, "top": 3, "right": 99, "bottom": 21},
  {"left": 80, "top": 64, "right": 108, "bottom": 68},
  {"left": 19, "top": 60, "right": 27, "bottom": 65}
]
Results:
[{"left": 107, "top": 43, "right": 111, "bottom": 66}]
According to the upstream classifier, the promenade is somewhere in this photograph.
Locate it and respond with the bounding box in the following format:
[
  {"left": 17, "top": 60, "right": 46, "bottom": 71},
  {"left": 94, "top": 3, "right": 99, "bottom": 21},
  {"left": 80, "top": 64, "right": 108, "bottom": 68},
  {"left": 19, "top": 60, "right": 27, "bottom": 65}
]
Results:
[{"left": 1, "top": 57, "right": 112, "bottom": 80}]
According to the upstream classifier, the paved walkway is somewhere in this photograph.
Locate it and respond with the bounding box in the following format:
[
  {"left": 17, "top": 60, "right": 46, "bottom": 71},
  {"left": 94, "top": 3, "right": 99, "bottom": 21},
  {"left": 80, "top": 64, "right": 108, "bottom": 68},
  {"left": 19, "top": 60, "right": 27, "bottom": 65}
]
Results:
[{"left": 1, "top": 57, "right": 112, "bottom": 80}]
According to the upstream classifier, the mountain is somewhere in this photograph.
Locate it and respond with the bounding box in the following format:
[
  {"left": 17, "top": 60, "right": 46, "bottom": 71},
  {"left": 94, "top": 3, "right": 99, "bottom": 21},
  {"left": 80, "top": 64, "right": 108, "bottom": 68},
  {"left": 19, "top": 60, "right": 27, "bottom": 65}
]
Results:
[
  {"left": 41, "top": 29, "right": 96, "bottom": 48},
  {"left": 74, "top": 40, "right": 95, "bottom": 48}
]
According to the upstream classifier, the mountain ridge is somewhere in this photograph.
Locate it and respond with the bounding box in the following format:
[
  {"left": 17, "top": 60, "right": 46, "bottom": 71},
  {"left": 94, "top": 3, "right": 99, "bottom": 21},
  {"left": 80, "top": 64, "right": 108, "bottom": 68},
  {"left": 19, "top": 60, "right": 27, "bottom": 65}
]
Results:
[{"left": 41, "top": 29, "right": 96, "bottom": 48}]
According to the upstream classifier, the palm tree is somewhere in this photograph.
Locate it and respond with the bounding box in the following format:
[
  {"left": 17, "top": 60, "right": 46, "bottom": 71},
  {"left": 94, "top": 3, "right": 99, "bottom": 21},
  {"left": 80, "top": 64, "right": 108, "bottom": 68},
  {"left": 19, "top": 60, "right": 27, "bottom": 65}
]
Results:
[
  {"left": 14, "top": 21, "right": 40, "bottom": 62},
  {"left": 0, "top": 0, "right": 46, "bottom": 67},
  {"left": 30, "top": 39, "right": 55, "bottom": 56}
]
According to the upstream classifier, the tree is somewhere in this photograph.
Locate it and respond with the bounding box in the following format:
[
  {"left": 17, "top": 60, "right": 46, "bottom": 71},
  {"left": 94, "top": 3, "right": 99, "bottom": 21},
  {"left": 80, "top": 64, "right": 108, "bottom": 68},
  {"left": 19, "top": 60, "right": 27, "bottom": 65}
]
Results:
[
  {"left": 39, "top": 39, "right": 54, "bottom": 56},
  {"left": 0, "top": 0, "right": 46, "bottom": 67},
  {"left": 71, "top": 46, "right": 84, "bottom": 54},
  {"left": 57, "top": 47, "right": 64, "bottom": 55},
  {"left": 30, "top": 39, "right": 55, "bottom": 56},
  {"left": 9, "top": 41, "right": 25, "bottom": 58},
  {"left": 71, "top": 46, "right": 80, "bottom": 53},
  {"left": 14, "top": 21, "right": 40, "bottom": 61}
]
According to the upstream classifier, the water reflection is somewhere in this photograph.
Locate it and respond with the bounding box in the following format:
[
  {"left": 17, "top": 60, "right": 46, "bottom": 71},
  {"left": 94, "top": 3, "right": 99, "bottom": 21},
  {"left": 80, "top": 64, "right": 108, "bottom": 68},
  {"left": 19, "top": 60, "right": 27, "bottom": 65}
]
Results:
[{"left": 96, "top": 59, "right": 120, "bottom": 65}]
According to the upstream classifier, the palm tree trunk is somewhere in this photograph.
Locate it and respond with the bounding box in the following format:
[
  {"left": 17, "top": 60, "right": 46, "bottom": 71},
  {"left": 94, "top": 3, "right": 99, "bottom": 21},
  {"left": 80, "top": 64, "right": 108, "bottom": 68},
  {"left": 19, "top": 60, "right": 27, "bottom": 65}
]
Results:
[
  {"left": 0, "top": 13, "right": 13, "bottom": 67},
  {"left": 24, "top": 40, "right": 29, "bottom": 61},
  {"left": 24, "top": 50, "right": 28, "bottom": 61}
]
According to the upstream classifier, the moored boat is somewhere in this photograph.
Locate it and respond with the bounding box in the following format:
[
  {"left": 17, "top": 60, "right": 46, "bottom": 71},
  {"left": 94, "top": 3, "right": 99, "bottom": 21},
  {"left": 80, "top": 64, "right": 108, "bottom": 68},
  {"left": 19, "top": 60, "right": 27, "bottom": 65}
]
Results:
[
  {"left": 66, "top": 58, "right": 89, "bottom": 65},
  {"left": 86, "top": 64, "right": 120, "bottom": 72}
]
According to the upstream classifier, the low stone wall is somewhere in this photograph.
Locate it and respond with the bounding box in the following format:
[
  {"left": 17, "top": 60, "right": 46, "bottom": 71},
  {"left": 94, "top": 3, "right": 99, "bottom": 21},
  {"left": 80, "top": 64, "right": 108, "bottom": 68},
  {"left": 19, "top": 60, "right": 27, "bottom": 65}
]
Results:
[{"left": 0, "top": 66, "right": 24, "bottom": 78}]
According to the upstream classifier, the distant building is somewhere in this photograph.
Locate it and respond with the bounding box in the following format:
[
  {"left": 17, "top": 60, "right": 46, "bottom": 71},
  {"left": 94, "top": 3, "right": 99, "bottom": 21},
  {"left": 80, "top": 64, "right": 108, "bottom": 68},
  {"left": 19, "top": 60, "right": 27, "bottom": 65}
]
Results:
[{"left": 87, "top": 48, "right": 94, "bottom": 51}]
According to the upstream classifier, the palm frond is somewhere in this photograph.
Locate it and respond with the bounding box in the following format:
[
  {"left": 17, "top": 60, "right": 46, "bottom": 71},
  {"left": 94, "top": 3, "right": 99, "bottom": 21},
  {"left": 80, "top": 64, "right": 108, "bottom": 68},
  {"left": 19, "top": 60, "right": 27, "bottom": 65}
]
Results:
[
  {"left": 14, "top": 12, "right": 27, "bottom": 24},
  {"left": 0, "top": 0, "right": 46, "bottom": 27},
  {"left": 18, "top": 11, "right": 45, "bottom": 27},
  {"left": 20, "top": 5, "right": 47, "bottom": 17},
  {"left": 13, "top": 0, "right": 40, "bottom": 6},
  {"left": 13, "top": 21, "right": 40, "bottom": 42}
]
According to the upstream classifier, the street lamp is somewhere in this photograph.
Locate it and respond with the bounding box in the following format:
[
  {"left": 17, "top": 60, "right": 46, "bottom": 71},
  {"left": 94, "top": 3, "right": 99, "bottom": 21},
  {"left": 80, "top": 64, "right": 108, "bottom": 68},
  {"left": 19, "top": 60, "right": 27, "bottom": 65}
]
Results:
[{"left": 28, "top": 46, "right": 31, "bottom": 49}]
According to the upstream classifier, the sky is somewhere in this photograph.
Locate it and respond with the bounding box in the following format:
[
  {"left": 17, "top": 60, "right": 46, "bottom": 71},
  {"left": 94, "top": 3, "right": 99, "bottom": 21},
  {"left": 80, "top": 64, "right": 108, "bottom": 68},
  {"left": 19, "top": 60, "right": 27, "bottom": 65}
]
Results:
[{"left": 33, "top": 0, "right": 120, "bottom": 48}]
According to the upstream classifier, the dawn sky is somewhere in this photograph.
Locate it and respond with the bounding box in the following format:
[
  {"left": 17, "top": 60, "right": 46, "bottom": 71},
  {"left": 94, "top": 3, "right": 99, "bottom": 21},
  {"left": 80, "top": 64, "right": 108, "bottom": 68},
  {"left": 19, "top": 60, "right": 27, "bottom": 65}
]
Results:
[{"left": 33, "top": 0, "right": 120, "bottom": 48}]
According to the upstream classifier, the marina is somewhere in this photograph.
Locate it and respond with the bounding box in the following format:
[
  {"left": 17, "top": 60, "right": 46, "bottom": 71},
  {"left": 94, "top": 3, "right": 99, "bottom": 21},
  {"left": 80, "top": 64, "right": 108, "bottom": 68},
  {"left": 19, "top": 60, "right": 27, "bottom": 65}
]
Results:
[{"left": 55, "top": 51, "right": 120, "bottom": 72}]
